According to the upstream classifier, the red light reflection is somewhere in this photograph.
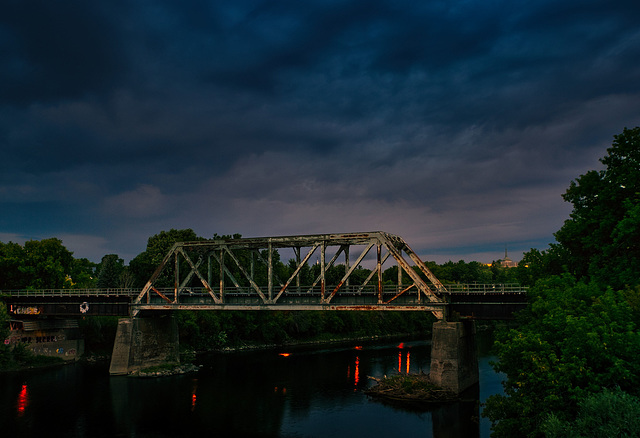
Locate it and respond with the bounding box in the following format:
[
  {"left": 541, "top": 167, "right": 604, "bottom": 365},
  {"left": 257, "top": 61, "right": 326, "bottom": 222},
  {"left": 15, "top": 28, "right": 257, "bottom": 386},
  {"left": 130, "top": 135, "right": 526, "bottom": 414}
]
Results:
[
  {"left": 17, "top": 384, "right": 28, "bottom": 416},
  {"left": 191, "top": 379, "right": 198, "bottom": 412},
  {"left": 279, "top": 353, "right": 291, "bottom": 357},
  {"left": 354, "top": 356, "right": 360, "bottom": 388},
  {"left": 274, "top": 386, "right": 287, "bottom": 395},
  {"left": 397, "top": 345, "right": 412, "bottom": 373}
]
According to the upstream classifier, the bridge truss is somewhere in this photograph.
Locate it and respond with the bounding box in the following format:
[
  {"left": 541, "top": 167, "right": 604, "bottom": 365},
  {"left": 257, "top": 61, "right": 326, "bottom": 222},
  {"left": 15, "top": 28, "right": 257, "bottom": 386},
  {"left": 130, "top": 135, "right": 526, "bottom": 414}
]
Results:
[{"left": 134, "top": 232, "right": 448, "bottom": 318}]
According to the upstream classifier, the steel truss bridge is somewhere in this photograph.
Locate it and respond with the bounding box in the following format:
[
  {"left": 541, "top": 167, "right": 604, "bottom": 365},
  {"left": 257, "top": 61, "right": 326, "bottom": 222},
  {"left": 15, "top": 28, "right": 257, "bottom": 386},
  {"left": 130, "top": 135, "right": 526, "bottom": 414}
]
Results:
[
  {"left": 136, "top": 231, "right": 447, "bottom": 317},
  {"left": 3, "top": 232, "right": 528, "bottom": 320}
]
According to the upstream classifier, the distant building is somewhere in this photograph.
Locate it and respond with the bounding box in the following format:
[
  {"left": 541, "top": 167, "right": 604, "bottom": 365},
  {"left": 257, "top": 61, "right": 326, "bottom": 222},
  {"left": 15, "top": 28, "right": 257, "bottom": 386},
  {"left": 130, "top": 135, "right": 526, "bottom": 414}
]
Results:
[{"left": 498, "top": 248, "right": 518, "bottom": 268}]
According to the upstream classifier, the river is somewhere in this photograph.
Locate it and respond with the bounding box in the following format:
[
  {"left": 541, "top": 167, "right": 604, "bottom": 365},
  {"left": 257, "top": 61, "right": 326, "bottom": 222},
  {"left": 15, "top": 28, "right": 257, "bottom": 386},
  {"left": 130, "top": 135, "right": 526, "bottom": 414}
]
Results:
[{"left": 1, "top": 332, "right": 504, "bottom": 437}]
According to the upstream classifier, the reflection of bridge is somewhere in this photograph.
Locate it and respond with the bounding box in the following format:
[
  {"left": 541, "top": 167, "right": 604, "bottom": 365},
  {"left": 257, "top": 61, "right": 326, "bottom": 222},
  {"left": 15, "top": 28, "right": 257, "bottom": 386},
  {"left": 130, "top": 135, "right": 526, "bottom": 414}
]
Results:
[{"left": 2, "top": 232, "right": 528, "bottom": 390}]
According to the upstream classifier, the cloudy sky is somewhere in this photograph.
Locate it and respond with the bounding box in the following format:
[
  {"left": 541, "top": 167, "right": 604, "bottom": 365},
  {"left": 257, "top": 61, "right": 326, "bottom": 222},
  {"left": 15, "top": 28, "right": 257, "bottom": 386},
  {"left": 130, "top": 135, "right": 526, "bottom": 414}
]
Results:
[{"left": 1, "top": 0, "right": 639, "bottom": 265}]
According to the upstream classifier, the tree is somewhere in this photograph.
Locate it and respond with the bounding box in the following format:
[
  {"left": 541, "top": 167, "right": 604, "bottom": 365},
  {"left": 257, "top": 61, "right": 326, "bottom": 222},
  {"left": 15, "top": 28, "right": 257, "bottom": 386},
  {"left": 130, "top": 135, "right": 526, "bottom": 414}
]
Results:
[
  {"left": 70, "top": 257, "right": 97, "bottom": 288},
  {"left": 0, "top": 241, "right": 26, "bottom": 289},
  {"left": 515, "top": 245, "right": 569, "bottom": 286},
  {"left": 18, "top": 238, "right": 75, "bottom": 289},
  {"left": 96, "top": 254, "right": 125, "bottom": 288},
  {"left": 483, "top": 276, "right": 640, "bottom": 437},
  {"left": 542, "top": 388, "right": 640, "bottom": 438},
  {"left": 555, "top": 127, "right": 640, "bottom": 289},
  {"left": 129, "top": 229, "right": 200, "bottom": 287}
]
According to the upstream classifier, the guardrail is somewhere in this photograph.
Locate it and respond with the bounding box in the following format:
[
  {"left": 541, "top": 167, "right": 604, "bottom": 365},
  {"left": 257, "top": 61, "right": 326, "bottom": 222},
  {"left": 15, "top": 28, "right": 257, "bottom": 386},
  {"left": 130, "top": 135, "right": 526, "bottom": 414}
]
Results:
[
  {"left": 442, "top": 283, "right": 528, "bottom": 294},
  {"left": 1, "top": 284, "right": 528, "bottom": 298},
  {"left": 1, "top": 288, "right": 139, "bottom": 297}
]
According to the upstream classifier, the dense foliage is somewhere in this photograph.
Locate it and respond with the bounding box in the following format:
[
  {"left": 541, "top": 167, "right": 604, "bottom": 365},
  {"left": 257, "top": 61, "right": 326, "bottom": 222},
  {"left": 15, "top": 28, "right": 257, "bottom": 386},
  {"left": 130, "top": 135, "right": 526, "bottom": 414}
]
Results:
[
  {"left": 484, "top": 127, "right": 640, "bottom": 437},
  {"left": 542, "top": 388, "right": 640, "bottom": 438},
  {"left": 0, "top": 238, "right": 94, "bottom": 289},
  {"left": 555, "top": 127, "right": 640, "bottom": 289},
  {"left": 483, "top": 277, "right": 640, "bottom": 436}
]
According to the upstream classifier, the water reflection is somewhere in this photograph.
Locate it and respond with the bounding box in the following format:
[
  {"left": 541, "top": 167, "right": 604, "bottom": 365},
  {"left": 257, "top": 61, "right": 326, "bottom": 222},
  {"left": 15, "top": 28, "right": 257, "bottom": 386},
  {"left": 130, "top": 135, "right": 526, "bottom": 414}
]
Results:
[
  {"left": 1, "top": 335, "right": 503, "bottom": 438},
  {"left": 397, "top": 343, "right": 412, "bottom": 374},
  {"left": 354, "top": 356, "right": 360, "bottom": 388},
  {"left": 16, "top": 384, "right": 28, "bottom": 416},
  {"left": 191, "top": 379, "right": 197, "bottom": 412}
]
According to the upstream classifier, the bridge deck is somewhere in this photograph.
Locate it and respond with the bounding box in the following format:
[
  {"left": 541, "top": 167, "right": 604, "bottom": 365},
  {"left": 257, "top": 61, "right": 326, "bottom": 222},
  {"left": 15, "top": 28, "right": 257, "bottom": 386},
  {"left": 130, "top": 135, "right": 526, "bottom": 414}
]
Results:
[{"left": 2, "top": 284, "right": 527, "bottom": 319}]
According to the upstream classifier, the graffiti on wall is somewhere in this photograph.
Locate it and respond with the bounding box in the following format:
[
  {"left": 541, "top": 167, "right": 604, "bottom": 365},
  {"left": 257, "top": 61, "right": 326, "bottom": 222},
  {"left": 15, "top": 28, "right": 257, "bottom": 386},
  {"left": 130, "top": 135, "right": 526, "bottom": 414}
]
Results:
[{"left": 11, "top": 305, "right": 43, "bottom": 315}]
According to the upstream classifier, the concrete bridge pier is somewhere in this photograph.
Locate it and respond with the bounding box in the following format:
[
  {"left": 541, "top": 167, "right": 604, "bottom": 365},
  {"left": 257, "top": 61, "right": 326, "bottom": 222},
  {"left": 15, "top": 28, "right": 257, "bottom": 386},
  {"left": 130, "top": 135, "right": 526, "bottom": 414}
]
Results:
[
  {"left": 109, "top": 315, "right": 180, "bottom": 376},
  {"left": 429, "top": 320, "right": 479, "bottom": 394}
]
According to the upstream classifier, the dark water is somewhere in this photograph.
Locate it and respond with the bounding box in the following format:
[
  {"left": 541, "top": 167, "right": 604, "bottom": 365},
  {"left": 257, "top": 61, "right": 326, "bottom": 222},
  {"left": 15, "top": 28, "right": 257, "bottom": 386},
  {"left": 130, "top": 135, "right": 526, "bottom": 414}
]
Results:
[{"left": 0, "top": 335, "right": 504, "bottom": 437}]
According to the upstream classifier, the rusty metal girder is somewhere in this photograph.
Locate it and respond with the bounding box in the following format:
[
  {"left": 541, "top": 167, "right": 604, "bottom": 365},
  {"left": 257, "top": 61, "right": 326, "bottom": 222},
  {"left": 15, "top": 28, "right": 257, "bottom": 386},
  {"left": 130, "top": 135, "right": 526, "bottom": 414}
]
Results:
[{"left": 133, "top": 231, "right": 447, "bottom": 317}]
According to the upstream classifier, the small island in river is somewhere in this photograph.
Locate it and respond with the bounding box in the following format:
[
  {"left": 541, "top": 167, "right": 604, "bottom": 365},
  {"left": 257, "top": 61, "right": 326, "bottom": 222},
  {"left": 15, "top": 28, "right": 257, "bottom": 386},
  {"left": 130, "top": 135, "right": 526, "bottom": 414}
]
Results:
[{"left": 365, "top": 373, "right": 459, "bottom": 407}]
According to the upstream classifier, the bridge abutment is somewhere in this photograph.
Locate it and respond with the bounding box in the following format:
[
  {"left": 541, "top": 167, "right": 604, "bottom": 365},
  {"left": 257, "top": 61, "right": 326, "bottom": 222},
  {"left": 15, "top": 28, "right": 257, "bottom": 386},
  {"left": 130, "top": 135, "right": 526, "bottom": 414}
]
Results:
[
  {"left": 429, "top": 320, "right": 479, "bottom": 394},
  {"left": 109, "top": 315, "right": 180, "bottom": 376}
]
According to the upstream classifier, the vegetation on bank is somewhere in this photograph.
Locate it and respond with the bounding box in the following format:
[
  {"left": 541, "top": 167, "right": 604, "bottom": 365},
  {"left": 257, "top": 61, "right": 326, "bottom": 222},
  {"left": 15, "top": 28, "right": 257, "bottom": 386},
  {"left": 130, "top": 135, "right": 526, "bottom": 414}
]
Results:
[
  {"left": 77, "top": 309, "right": 436, "bottom": 356},
  {"left": 365, "top": 373, "right": 458, "bottom": 406},
  {"left": 175, "top": 309, "right": 436, "bottom": 351}
]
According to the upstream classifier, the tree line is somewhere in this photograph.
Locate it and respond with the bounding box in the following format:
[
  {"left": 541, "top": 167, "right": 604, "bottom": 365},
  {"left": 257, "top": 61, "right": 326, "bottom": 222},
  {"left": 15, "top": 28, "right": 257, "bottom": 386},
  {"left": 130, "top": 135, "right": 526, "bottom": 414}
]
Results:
[{"left": 0, "top": 231, "right": 522, "bottom": 292}]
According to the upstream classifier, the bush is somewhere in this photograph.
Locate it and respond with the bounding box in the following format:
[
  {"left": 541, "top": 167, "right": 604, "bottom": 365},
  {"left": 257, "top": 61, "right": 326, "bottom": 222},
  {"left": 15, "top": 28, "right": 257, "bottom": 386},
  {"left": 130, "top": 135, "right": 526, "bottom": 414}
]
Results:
[
  {"left": 542, "top": 388, "right": 640, "bottom": 438},
  {"left": 483, "top": 277, "right": 640, "bottom": 437}
]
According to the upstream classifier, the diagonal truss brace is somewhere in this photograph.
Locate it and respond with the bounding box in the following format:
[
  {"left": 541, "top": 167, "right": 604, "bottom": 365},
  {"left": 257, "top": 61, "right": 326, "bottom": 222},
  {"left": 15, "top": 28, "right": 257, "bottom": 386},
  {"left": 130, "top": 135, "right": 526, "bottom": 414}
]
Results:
[
  {"left": 274, "top": 243, "right": 320, "bottom": 302},
  {"left": 324, "top": 243, "right": 374, "bottom": 303},
  {"left": 222, "top": 245, "right": 270, "bottom": 303}
]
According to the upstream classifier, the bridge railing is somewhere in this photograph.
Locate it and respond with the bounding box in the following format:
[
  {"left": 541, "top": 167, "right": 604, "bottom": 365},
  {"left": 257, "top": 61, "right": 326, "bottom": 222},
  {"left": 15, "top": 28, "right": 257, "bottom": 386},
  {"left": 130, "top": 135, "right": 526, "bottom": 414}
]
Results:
[
  {"left": 1, "top": 284, "right": 528, "bottom": 298},
  {"left": 1, "top": 288, "right": 140, "bottom": 297},
  {"left": 441, "top": 283, "right": 528, "bottom": 294}
]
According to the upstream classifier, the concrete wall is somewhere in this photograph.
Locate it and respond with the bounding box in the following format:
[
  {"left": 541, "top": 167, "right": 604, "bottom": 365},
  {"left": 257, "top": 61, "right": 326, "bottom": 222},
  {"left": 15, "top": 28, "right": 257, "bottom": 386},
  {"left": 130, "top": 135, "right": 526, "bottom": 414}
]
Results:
[
  {"left": 28, "top": 338, "right": 85, "bottom": 361},
  {"left": 429, "top": 320, "right": 479, "bottom": 394},
  {"left": 109, "top": 316, "right": 179, "bottom": 375}
]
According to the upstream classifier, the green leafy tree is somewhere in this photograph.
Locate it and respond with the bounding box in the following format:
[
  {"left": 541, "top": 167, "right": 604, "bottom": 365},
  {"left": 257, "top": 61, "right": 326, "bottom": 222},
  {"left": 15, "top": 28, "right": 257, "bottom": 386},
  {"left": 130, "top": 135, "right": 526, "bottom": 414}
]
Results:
[
  {"left": 129, "top": 229, "right": 200, "bottom": 287},
  {"left": 70, "top": 257, "right": 97, "bottom": 288},
  {"left": 515, "top": 245, "right": 569, "bottom": 286},
  {"left": 18, "top": 238, "right": 75, "bottom": 289},
  {"left": 0, "top": 241, "right": 26, "bottom": 289},
  {"left": 555, "top": 127, "right": 640, "bottom": 289},
  {"left": 483, "top": 277, "right": 640, "bottom": 437},
  {"left": 542, "top": 388, "right": 640, "bottom": 438},
  {"left": 96, "top": 254, "right": 125, "bottom": 288}
]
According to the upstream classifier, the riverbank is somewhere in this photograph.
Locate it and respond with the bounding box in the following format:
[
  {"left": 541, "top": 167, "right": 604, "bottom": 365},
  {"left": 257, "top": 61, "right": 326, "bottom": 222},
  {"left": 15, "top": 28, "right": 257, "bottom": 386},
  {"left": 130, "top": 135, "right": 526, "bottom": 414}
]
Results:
[
  {"left": 78, "top": 332, "right": 428, "bottom": 378},
  {"left": 0, "top": 344, "right": 67, "bottom": 373},
  {"left": 216, "top": 332, "right": 425, "bottom": 353}
]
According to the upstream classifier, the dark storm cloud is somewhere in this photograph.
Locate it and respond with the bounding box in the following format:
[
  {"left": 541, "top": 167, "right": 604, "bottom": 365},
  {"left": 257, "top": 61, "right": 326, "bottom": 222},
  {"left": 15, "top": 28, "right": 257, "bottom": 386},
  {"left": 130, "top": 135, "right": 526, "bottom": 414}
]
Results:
[
  {"left": 0, "top": 1, "right": 127, "bottom": 105},
  {"left": 1, "top": 0, "right": 639, "bottom": 263}
]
